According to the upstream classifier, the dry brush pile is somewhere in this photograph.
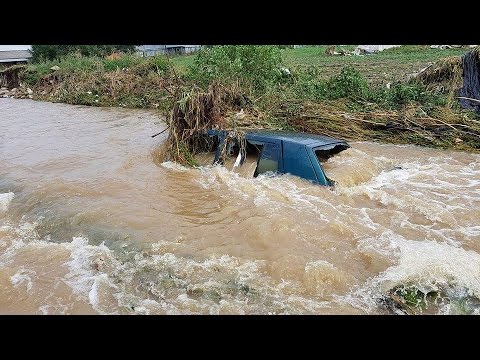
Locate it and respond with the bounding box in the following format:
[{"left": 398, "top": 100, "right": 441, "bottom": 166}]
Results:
[{"left": 164, "top": 82, "right": 264, "bottom": 165}]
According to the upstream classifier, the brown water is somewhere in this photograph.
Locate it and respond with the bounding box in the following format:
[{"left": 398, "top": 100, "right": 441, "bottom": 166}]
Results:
[{"left": 1, "top": 98, "right": 480, "bottom": 315}]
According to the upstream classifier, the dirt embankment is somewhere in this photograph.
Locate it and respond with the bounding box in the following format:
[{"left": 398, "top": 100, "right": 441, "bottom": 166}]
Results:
[{"left": 0, "top": 65, "right": 34, "bottom": 98}]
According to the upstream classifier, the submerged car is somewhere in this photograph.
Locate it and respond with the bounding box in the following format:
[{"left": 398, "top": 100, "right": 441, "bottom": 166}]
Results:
[{"left": 206, "top": 129, "right": 350, "bottom": 186}]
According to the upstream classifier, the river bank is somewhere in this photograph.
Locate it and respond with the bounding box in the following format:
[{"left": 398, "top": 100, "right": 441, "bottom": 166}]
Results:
[{"left": 2, "top": 46, "right": 479, "bottom": 155}]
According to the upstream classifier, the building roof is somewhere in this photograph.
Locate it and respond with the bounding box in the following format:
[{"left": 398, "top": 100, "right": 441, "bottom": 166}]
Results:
[
  {"left": 136, "top": 45, "right": 201, "bottom": 51},
  {"left": 0, "top": 50, "right": 32, "bottom": 63},
  {"left": 135, "top": 45, "right": 166, "bottom": 51},
  {"left": 165, "top": 45, "right": 200, "bottom": 48},
  {"left": 0, "top": 45, "right": 31, "bottom": 51}
]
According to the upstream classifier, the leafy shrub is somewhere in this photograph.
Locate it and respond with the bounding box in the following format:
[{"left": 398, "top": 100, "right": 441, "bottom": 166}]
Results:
[
  {"left": 188, "top": 45, "right": 282, "bottom": 91},
  {"left": 325, "top": 66, "right": 369, "bottom": 99},
  {"left": 150, "top": 55, "right": 172, "bottom": 73},
  {"left": 371, "top": 82, "right": 447, "bottom": 108},
  {"left": 290, "top": 65, "right": 369, "bottom": 100}
]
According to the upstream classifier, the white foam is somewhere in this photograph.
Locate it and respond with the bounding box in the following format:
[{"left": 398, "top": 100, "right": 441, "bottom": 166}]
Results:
[
  {"left": 63, "top": 236, "right": 119, "bottom": 313},
  {"left": 161, "top": 161, "right": 189, "bottom": 172},
  {"left": 38, "top": 305, "right": 50, "bottom": 315},
  {"left": 10, "top": 268, "right": 35, "bottom": 292},
  {"left": 195, "top": 165, "right": 336, "bottom": 221},
  {"left": 337, "top": 157, "right": 480, "bottom": 226},
  {"left": 0, "top": 192, "right": 14, "bottom": 212},
  {"left": 343, "top": 231, "right": 480, "bottom": 313},
  {"left": 0, "top": 227, "right": 121, "bottom": 313}
]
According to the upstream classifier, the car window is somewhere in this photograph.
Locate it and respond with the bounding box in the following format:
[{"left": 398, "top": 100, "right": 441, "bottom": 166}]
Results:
[
  {"left": 254, "top": 143, "right": 279, "bottom": 177},
  {"left": 314, "top": 144, "right": 349, "bottom": 163},
  {"left": 314, "top": 144, "right": 349, "bottom": 185}
]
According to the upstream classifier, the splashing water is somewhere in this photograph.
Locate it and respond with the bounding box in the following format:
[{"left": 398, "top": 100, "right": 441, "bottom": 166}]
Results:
[{"left": 1, "top": 98, "right": 480, "bottom": 314}]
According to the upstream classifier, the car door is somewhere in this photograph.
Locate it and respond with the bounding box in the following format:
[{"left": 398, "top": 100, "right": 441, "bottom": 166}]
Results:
[{"left": 282, "top": 141, "right": 319, "bottom": 183}]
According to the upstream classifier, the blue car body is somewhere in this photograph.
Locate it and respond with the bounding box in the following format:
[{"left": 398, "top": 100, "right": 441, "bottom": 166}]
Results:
[{"left": 207, "top": 129, "right": 350, "bottom": 186}]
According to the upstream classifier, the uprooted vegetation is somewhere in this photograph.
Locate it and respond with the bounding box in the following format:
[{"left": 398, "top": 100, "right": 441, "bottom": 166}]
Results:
[
  {"left": 380, "top": 283, "right": 480, "bottom": 315},
  {"left": 163, "top": 78, "right": 271, "bottom": 166},
  {"left": 6, "top": 45, "right": 480, "bottom": 164}
]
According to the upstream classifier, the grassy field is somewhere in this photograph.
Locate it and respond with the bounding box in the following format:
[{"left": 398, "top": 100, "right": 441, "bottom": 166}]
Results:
[
  {"left": 282, "top": 46, "right": 469, "bottom": 84},
  {"left": 171, "top": 54, "right": 195, "bottom": 73},
  {"left": 171, "top": 45, "right": 470, "bottom": 84}
]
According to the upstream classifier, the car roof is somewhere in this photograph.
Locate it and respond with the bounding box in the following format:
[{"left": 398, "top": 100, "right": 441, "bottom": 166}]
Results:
[{"left": 244, "top": 129, "right": 348, "bottom": 147}]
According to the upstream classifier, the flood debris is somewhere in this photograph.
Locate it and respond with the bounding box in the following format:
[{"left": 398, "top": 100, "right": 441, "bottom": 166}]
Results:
[
  {"left": 380, "top": 283, "right": 480, "bottom": 315},
  {"left": 0, "top": 86, "right": 34, "bottom": 99},
  {"left": 430, "top": 45, "right": 465, "bottom": 50},
  {"left": 416, "top": 56, "right": 463, "bottom": 95},
  {"left": 417, "top": 46, "right": 480, "bottom": 114},
  {"left": 164, "top": 82, "right": 257, "bottom": 166},
  {"left": 325, "top": 46, "right": 354, "bottom": 56},
  {"left": 93, "top": 256, "right": 106, "bottom": 271},
  {"left": 354, "top": 45, "right": 401, "bottom": 56},
  {"left": 381, "top": 284, "right": 438, "bottom": 315},
  {"left": 165, "top": 83, "right": 224, "bottom": 165}
]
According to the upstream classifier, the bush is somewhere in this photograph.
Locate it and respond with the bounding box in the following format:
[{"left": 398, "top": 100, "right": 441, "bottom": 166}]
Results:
[
  {"left": 290, "top": 66, "right": 325, "bottom": 99},
  {"left": 325, "top": 66, "right": 369, "bottom": 99},
  {"left": 290, "top": 65, "right": 369, "bottom": 101},
  {"left": 288, "top": 65, "right": 447, "bottom": 110},
  {"left": 188, "top": 45, "right": 282, "bottom": 91},
  {"left": 371, "top": 82, "right": 447, "bottom": 108},
  {"left": 22, "top": 62, "right": 54, "bottom": 85}
]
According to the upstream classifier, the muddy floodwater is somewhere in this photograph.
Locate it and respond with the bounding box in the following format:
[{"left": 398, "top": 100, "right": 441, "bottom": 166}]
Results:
[{"left": 1, "top": 98, "right": 480, "bottom": 314}]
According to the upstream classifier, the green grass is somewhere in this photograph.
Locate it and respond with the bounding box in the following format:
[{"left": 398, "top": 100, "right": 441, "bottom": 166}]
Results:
[
  {"left": 22, "top": 54, "right": 176, "bottom": 89},
  {"left": 282, "top": 45, "right": 467, "bottom": 65},
  {"left": 22, "top": 45, "right": 471, "bottom": 83},
  {"left": 22, "top": 56, "right": 104, "bottom": 85},
  {"left": 282, "top": 45, "right": 469, "bottom": 84},
  {"left": 171, "top": 54, "right": 196, "bottom": 74}
]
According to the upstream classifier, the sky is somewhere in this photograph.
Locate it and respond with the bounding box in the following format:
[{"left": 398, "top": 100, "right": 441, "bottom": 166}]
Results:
[{"left": 0, "top": 45, "right": 32, "bottom": 51}]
